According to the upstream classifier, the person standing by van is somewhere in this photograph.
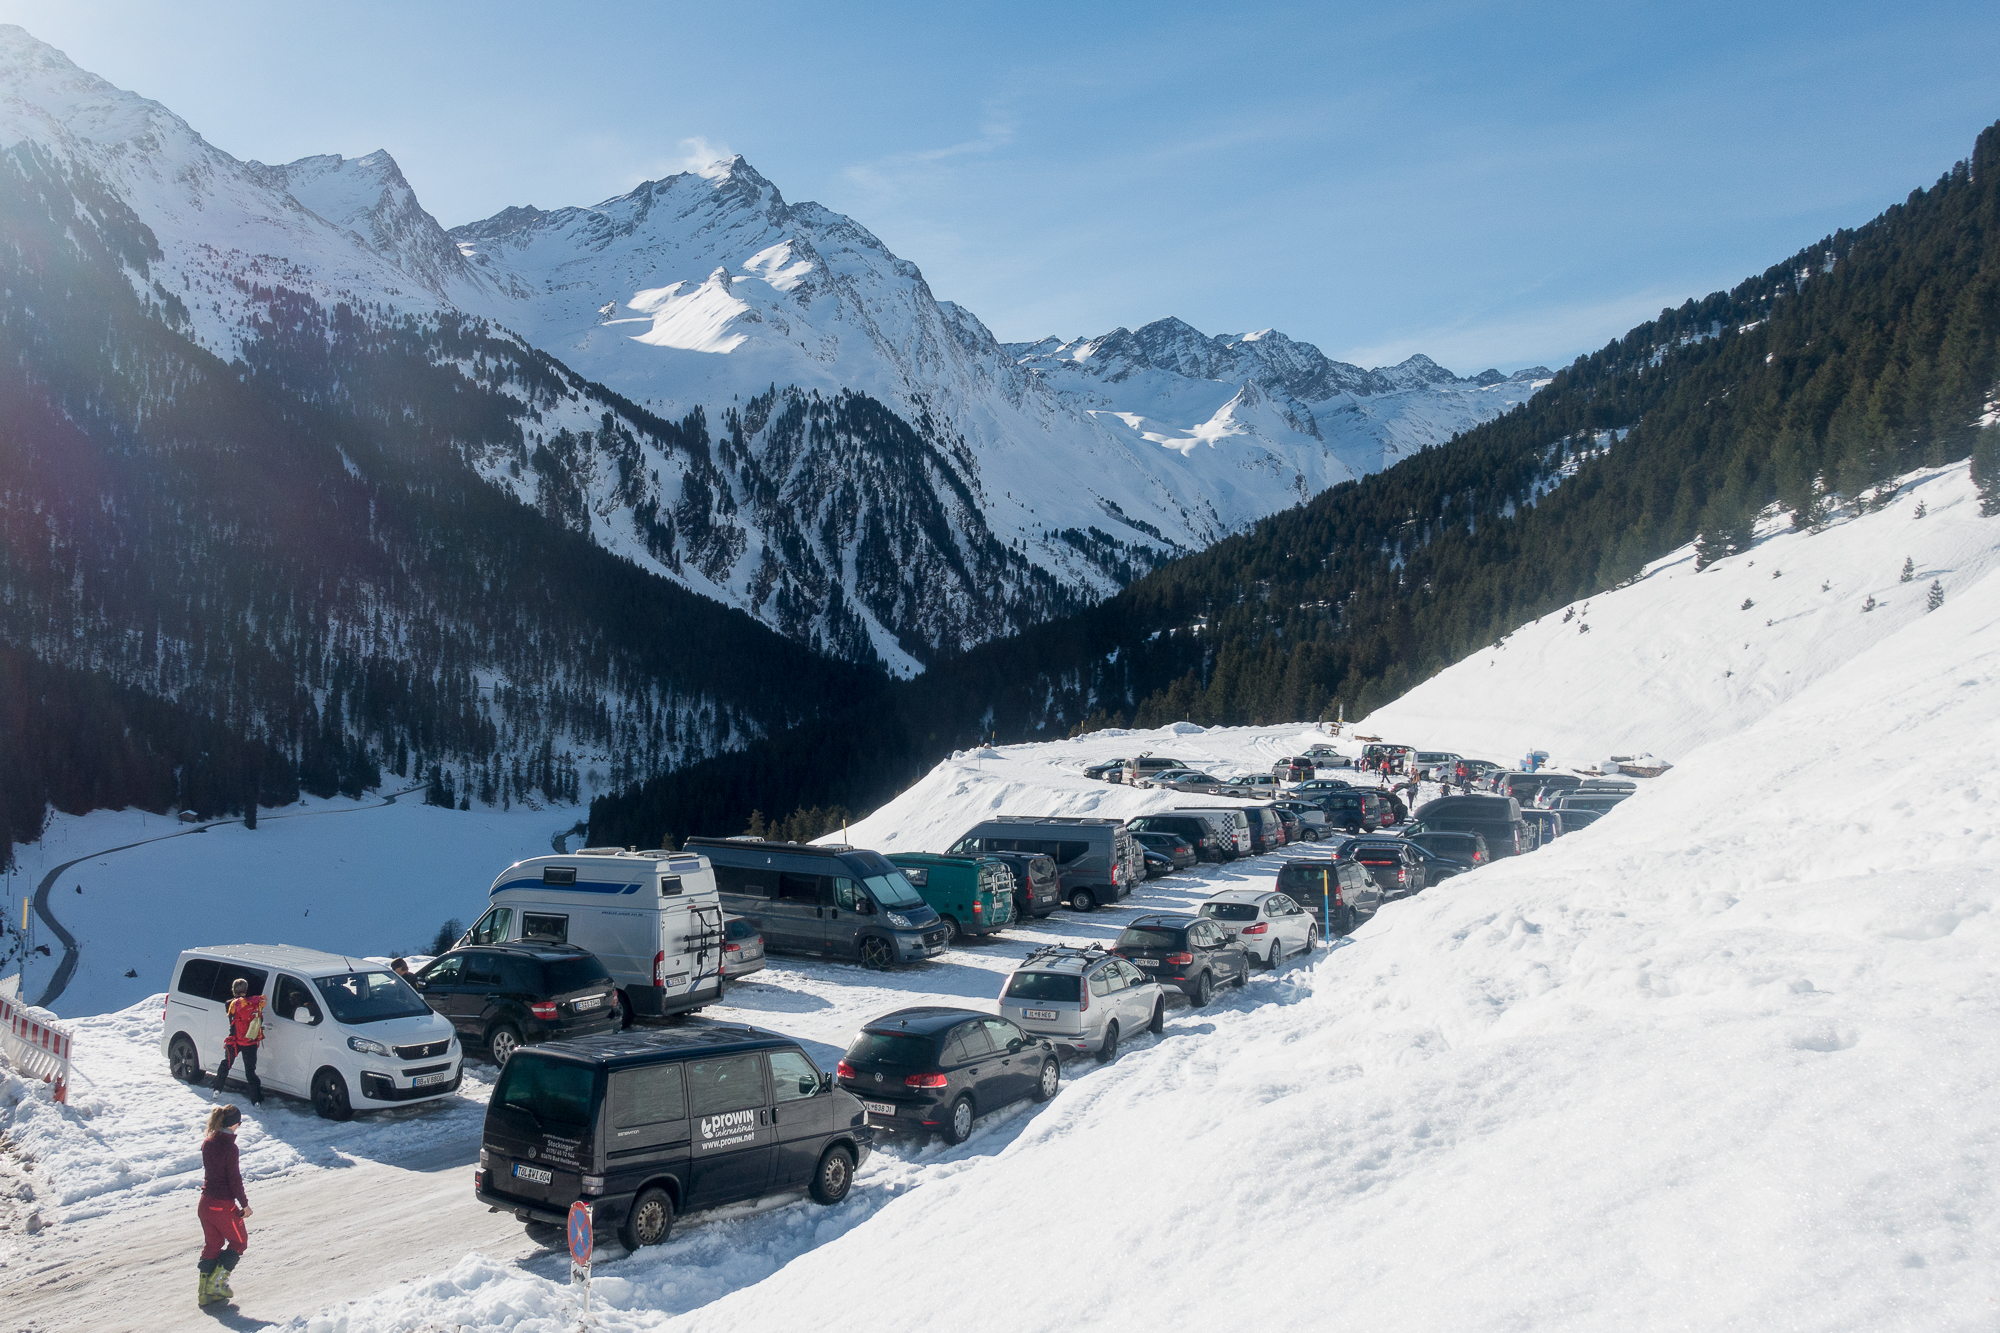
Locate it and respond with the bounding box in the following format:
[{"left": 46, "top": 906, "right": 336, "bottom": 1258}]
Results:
[
  {"left": 212, "top": 977, "right": 265, "bottom": 1103},
  {"left": 196, "top": 1104, "right": 251, "bottom": 1306}
]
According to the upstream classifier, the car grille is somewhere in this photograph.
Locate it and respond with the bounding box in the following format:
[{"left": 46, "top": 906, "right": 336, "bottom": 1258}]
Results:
[
  {"left": 403, "top": 1062, "right": 452, "bottom": 1077},
  {"left": 922, "top": 929, "right": 947, "bottom": 947},
  {"left": 395, "top": 1040, "right": 451, "bottom": 1060}
]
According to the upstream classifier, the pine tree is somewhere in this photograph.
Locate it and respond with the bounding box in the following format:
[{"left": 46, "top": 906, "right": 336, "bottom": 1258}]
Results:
[
  {"left": 1928, "top": 580, "right": 1945, "bottom": 611},
  {"left": 1974, "top": 425, "right": 2000, "bottom": 517},
  {"left": 1901, "top": 557, "right": 1915, "bottom": 582}
]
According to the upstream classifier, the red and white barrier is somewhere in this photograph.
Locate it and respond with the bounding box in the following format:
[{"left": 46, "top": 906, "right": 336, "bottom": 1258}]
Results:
[{"left": 0, "top": 975, "right": 73, "bottom": 1103}]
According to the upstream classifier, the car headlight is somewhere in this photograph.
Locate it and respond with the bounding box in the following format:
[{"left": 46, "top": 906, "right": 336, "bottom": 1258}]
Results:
[
  {"left": 886, "top": 912, "right": 914, "bottom": 930},
  {"left": 347, "top": 1036, "right": 390, "bottom": 1057}
]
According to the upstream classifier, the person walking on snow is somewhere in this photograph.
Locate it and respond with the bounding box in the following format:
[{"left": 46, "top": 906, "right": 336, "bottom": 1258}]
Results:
[
  {"left": 212, "top": 977, "right": 265, "bottom": 1103},
  {"left": 196, "top": 1104, "right": 252, "bottom": 1306}
]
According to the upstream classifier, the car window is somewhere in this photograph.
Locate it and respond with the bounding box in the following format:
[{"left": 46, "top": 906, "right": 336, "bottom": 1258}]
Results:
[
  {"left": 952, "top": 1022, "right": 996, "bottom": 1060},
  {"left": 420, "top": 955, "right": 463, "bottom": 985},
  {"left": 210, "top": 962, "right": 269, "bottom": 1002},
  {"left": 1088, "top": 970, "right": 1112, "bottom": 997},
  {"left": 463, "top": 952, "right": 505, "bottom": 987},
  {"left": 685, "top": 1054, "right": 766, "bottom": 1117},
  {"left": 1005, "top": 972, "right": 1080, "bottom": 1002},
  {"left": 1200, "top": 902, "right": 1259, "bottom": 922},
  {"left": 611, "top": 1063, "right": 687, "bottom": 1128},
  {"left": 768, "top": 1049, "right": 823, "bottom": 1103},
  {"left": 777, "top": 872, "right": 823, "bottom": 904},
  {"left": 1117, "top": 926, "right": 1182, "bottom": 950},
  {"left": 941, "top": 1033, "right": 970, "bottom": 1063},
  {"left": 522, "top": 913, "right": 568, "bottom": 942},
  {"left": 313, "top": 969, "right": 430, "bottom": 1024},
  {"left": 1100, "top": 964, "right": 1129, "bottom": 993},
  {"left": 492, "top": 1053, "right": 595, "bottom": 1129},
  {"left": 1056, "top": 840, "right": 1090, "bottom": 864},
  {"left": 1116, "top": 960, "right": 1145, "bottom": 985},
  {"left": 832, "top": 877, "right": 859, "bottom": 910},
  {"left": 544, "top": 956, "right": 611, "bottom": 991},
  {"left": 980, "top": 1018, "right": 1023, "bottom": 1050},
  {"left": 274, "top": 974, "right": 321, "bottom": 1023},
  {"left": 175, "top": 958, "right": 220, "bottom": 1000}
]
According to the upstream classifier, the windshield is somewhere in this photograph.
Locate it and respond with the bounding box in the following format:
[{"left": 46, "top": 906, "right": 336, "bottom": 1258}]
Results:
[
  {"left": 1116, "top": 927, "right": 1183, "bottom": 950},
  {"left": 1199, "top": 903, "right": 1258, "bottom": 922},
  {"left": 1005, "top": 972, "right": 1081, "bottom": 1002},
  {"left": 313, "top": 970, "right": 431, "bottom": 1024},
  {"left": 863, "top": 871, "right": 925, "bottom": 909},
  {"left": 846, "top": 1032, "right": 936, "bottom": 1067},
  {"left": 491, "top": 1053, "right": 595, "bottom": 1128}
]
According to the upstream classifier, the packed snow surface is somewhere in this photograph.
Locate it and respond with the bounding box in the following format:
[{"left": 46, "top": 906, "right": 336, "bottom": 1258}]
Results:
[{"left": 18, "top": 461, "right": 1961, "bottom": 1329}]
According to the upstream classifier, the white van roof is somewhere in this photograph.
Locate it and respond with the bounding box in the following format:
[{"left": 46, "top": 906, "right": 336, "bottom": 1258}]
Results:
[
  {"left": 181, "top": 943, "right": 379, "bottom": 975},
  {"left": 490, "top": 850, "right": 713, "bottom": 898}
]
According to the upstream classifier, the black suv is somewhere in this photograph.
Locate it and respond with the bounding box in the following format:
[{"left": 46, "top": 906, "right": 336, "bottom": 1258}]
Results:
[
  {"left": 1112, "top": 913, "right": 1251, "bottom": 1006},
  {"left": 1341, "top": 838, "right": 1428, "bottom": 898},
  {"left": 1274, "top": 859, "right": 1377, "bottom": 934},
  {"left": 837, "top": 1007, "right": 1059, "bottom": 1144},
  {"left": 1321, "top": 790, "right": 1398, "bottom": 833},
  {"left": 414, "top": 943, "right": 618, "bottom": 1065},
  {"left": 1132, "top": 831, "right": 1197, "bottom": 871},
  {"left": 980, "top": 850, "right": 1061, "bottom": 918},
  {"left": 1407, "top": 830, "right": 1490, "bottom": 867},
  {"left": 1128, "top": 814, "right": 1227, "bottom": 863}
]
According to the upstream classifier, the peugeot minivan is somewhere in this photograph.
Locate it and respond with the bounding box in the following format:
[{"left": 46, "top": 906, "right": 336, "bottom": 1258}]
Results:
[
  {"left": 474, "top": 1026, "right": 872, "bottom": 1251},
  {"left": 164, "top": 944, "right": 461, "bottom": 1120}
]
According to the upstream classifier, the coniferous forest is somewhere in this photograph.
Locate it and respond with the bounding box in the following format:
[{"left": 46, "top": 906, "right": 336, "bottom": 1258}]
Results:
[{"left": 589, "top": 120, "right": 2000, "bottom": 848}]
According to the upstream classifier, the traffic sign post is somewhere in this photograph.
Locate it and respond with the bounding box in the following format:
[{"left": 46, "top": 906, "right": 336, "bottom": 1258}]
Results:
[{"left": 568, "top": 1200, "right": 592, "bottom": 1320}]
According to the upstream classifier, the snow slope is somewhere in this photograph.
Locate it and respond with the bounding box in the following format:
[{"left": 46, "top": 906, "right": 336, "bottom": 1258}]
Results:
[{"left": 216, "top": 461, "right": 2000, "bottom": 1331}]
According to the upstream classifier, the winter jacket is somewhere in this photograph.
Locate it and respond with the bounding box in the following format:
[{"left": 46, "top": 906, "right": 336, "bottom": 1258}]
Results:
[
  {"left": 225, "top": 995, "right": 266, "bottom": 1051},
  {"left": 201, "top": 1133, "right": 247, "bottom": 1207}
]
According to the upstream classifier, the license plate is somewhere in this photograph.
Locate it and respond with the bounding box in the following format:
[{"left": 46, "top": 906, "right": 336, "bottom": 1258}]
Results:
[
  {"left": 573, "top": 995, "right": 604, "bottom": 1011},
  {"left": 1023, "top": 1009, "right": 1058, "bottom": 1021},
  {"left": 1132, "top": 958, "right": 1158, "bottom": 967},
  {"left": 512, "top": 1163, "right": 553, "bottom": 1184},
  {"left": 863, "top": 1100, "right": 897, "bottom": 1116},
  {"left": 411, "top": 1070, "right": 454, "bottom": 1088}
]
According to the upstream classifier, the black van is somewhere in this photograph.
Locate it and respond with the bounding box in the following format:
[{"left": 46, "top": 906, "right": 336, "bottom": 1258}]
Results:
[
  {"left": 1412, "top": 794, "right": 1532, "bottom": 857},
  {"left": 475, "top": 1026, "right": 873, "bottom": 1251},
  {"left": 687, "top": 839, "right": 947, "bottom": 968}
]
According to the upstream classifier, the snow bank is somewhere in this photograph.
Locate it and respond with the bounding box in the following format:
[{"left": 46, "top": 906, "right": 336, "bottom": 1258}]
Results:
[{"left": 275, "top": 467, "right": 2000, "bottom": 1329}]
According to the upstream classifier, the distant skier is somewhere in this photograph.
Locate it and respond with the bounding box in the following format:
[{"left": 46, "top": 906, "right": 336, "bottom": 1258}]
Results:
[
  {"left": 212, "top": 977, "right": 265, "bottom": 1104},
  {"left": 196, "top": 1104, "right": 252, "bottom": 1306}
]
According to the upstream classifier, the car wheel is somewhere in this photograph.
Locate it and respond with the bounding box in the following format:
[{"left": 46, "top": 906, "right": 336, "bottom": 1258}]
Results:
[
  {"left": 1031, "top": 1057, "right": 1060, "bottom": 1102},
  {"left": 1268, "top": 938, "right": 1285, "bottom": 970},
  {"left": 1192, "top": 972, "right": 1214, "bottom": 1008},
  {"left": 619, "top": 1185, "right": 674, "bottom": 1248},
  {"left": 940, "top": 915, "right": 961, "bottom": 943},
  {"left": 614, "top": 989, "right": 635, "bottom": 1030},
  {"left": 1339, "top": 905, "right": 1358, "bottom": 935},
  {"left": 1096, "top": 1020, "right": 1120, "bottom": 1064},
  {"left": 1307, "top": 924, "right": 1321, "bottom": 950},
  {"left": 1149, "top": 998, "right": 1165, "bottom": 1034},
  {"left": 311, "top": 1068, "right": 353, "bottom": 1121},
  {"left": 943, "top": 1094, "right": 975, "bottom": 1145},
  {"left": 487, "top": 1023, "right": 523, "bottom": 1067},
  {"left": 168, "top": 1034, "right": 202, "bottom": 1083},
  {"left": 810, "top": 1145, "right": 855, "bottom": 1204},
  {"left": 1233, "top": 958, "right": 1250, "bottom": 987},
  {"left": 860, "top": 935, "right": 894, "bottom": 969},
  {"left": 1069, "top": 887, "right": 1096, "bottom": 912}
]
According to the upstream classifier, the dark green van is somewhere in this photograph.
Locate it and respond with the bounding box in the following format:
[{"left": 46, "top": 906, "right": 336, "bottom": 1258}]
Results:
[{"left": 886, "top": 854, "right": 1018, "bottom": 943}]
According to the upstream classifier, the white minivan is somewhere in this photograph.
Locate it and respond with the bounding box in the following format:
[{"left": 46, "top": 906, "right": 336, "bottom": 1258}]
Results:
[
  {"left": 163, "top": 944, "right": 462, "bottom": 1120},
  {"left": 461, "top": 848, "right": 728, "bottom": 1024}
]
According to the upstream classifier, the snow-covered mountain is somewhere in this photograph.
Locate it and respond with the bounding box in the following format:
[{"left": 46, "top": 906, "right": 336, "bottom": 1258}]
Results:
[
  {"left": 1008, "top": 319, "right": 1550, "bottom": 481},
  {"left": 0, "top": 24, "right": 1544, "bottom": 671}
]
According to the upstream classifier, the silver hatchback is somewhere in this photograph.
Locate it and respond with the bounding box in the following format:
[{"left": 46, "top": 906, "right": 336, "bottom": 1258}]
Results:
[{"left": 998, "top": 945, "right": 1165, "bottom": 1064}]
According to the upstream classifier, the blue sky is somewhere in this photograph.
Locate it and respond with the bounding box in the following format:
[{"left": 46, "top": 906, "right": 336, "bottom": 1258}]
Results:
[{"left": 5, "top": 0, "right": 1997, "bottom": 373}]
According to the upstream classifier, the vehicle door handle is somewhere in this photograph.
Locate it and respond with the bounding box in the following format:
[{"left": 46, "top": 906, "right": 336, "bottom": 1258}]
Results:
[
  {"left": 967, "top": 1067, "right": 980, "bottom": 1074},
  {"left": 759, "top": 1109, "right": 771, "bottom": 1125}
]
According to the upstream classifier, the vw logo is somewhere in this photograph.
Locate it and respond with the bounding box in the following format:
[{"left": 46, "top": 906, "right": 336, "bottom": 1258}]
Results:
[
  {"left": 527, "top": 1146, "right": 538, "bottom": 1160},
  {"left": 874, "top": 1072, "right": 883, "bottom": 1083}
]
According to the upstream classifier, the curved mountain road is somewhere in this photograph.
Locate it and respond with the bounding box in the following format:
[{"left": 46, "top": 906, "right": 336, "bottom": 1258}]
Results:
[{"left": 29, "top": 788, "right": 424, "bottom": 1009}]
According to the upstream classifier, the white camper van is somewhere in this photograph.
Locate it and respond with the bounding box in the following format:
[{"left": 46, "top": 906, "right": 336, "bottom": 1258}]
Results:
[{"left": 463, "top": 849, "right": 727, "bottom": 1023}]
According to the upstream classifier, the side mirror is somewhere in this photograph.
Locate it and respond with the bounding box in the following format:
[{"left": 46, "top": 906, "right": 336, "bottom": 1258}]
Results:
[{"left": 1007, "top": 1037, "right": 1024, "bottom": 1054}]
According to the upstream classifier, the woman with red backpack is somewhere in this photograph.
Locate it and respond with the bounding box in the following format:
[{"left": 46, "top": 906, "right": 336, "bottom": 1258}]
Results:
[
  {"left": 212, "top": 976, "right": 265, "bottom": 1104},
  {"left": 196, "top": 1103, "right": 252, "bottom": 1306}
]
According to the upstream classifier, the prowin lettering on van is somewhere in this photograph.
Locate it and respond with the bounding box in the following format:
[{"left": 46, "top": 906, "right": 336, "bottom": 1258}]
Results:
[{"left": 465, "top": 849, "right": 726, "bottom": 1024}]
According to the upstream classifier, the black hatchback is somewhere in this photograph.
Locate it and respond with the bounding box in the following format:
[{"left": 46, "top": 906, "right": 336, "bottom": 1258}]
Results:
[
  {"left": 414, "top": 942, "right": 619, "bottom": 1066},
  {"left": 836, "top": 1007, "right": 1060, "bottom": 1144},
  {"left": 1111, "top": 913, "right": 1250, "bottom": 1007}
]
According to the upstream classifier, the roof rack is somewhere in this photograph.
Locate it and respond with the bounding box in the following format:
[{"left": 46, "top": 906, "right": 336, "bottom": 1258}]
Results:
[{"left": 1020, "top": 941, "right": 1117, "bottom": 966}]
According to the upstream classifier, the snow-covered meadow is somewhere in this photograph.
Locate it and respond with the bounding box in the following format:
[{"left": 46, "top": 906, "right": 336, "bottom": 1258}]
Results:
[{"left": 4, "top": 463, "right": 1998, "bottom": 1330}]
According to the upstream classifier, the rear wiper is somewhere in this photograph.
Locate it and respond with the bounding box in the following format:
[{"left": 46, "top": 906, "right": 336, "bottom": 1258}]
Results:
[{"left": 502, "top": 1101, "right": 545, "bottom": 1134}]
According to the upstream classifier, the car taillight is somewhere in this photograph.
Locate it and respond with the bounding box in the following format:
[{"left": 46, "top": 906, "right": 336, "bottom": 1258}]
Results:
[
  {"left": 1242, "top": 923, "right": 1268, "bottom": 935},
  {"left": 1398, "top": 868, "right": 1407, "bottom": 883},
  {"left": 973, "top": 901, "right": 983, "bottom": 913},
  {"left": 905, "top": 1072, "right": 948, "bottom": 1088},
  {"left": 1165, "top": 952, "right": 1193, "bottom": 966},
  {"left": 530, "top": 1001, "right": 559, "bottom": 1019},
  {"left": 836, "top": 1060, "right": 856, "bottom": 1079},
  {"left": 653, "top": 950, "right": 666, "bottom": 984},
  {"left": 1079, "top": 982, "right": 1089, "bottom": 1011},
  {"left": 1114, "top": 863, "right": 1124, "bottom": 884}
]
